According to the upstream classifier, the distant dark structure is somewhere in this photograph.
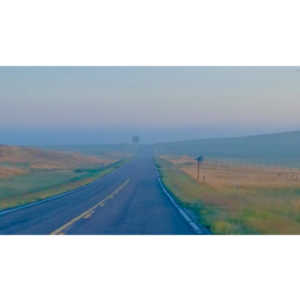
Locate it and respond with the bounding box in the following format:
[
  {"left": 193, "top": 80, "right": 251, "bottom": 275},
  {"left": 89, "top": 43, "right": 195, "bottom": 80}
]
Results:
[
  {"left": 132, "top": 136, "right": 140, "bottom": 144},
  {"left": 195, "top": 155, "right": 204, "bottom": 181}
]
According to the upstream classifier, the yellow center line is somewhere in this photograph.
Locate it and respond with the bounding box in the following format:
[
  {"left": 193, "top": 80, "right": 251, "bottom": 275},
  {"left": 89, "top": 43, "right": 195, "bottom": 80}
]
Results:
[{"left": 51, "top": 178, "right": 130, "bottom": 235}]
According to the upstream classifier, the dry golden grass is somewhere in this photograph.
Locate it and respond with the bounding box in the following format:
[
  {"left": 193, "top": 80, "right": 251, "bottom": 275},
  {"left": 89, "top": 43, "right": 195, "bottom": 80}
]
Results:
[
  {"left": 0, "top": 145, "right": 114, "bottom": 170},
  {"left": 0, "top": 166, "right": 27, "bottom": 178},
  {"left": 165, "top": 155, "right": 300, "bottom": 188},
  {"left": 158, "top": 155, "right": 300, "bottom": 234}
]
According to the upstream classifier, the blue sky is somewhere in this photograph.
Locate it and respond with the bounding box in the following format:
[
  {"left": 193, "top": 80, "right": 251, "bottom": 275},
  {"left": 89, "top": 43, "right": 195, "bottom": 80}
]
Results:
[{"left": 1, "top": 67, "right": 300, "bottom": 145}]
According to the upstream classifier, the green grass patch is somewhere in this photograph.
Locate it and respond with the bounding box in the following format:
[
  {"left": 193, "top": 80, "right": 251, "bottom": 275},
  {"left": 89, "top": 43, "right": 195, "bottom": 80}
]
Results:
[{"left": 0, "top": 160, "right": 125, "bottom": 211}]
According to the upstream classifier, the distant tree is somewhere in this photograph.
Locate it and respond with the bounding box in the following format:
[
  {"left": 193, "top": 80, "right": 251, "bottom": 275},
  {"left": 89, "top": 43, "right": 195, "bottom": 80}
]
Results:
[
  {"left": 132, "top": 136, "right": 140, "bottom": 144},
  {"left": 195, "top": 155, "right": 204, "bottom": 181},
  {"left": 196, "top": 155, "right": 204, "bottom": 163}
]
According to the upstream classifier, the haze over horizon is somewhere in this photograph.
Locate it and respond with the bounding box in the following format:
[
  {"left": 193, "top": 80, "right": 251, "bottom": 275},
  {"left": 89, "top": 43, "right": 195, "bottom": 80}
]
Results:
[{"left": 1, "top": 67, "right": 300, "bottom": 145}]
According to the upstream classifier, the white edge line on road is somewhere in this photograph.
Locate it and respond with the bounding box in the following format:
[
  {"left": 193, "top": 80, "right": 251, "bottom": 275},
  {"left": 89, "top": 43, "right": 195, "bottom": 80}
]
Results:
[
  {"left": 0, "top": 188, "right": 79, "bottom": 217},
  {"left": 156, "top": 169, "right": 210, "bottom": 235}
]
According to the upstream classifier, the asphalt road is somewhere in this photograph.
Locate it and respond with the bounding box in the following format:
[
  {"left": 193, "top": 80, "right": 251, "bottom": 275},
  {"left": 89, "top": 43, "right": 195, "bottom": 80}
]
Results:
[{"left": 0, "top": 149, "right": 207, "bottom": 235}]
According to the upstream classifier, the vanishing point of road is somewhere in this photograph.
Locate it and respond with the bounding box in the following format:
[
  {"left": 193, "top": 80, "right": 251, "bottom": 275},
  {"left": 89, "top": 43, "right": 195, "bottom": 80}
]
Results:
[{"left": 0, "top": 148, "right": 208, "bottom": 235}]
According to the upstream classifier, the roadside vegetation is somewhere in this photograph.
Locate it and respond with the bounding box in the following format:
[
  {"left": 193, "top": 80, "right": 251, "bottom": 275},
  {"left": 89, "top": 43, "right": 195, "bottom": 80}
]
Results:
[
  {"left": 0, "top": 145, "right": 126, "bottom": 211},
  {"left": 156, "top": 155, "right": 300, "bottom": 234}
]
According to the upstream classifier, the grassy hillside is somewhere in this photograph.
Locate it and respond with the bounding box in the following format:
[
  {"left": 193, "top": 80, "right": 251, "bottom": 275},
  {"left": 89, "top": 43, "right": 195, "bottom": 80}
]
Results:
[
  {"left": 0, "top": 166, "right": 26, "bottom": 178},
  {"left": 0, "top": 145, "right": 122, "bottom": 210},
  {"left": 45, "top": 143, "right": 138, "bottom": 160},
  {"left": 0, "top": 144, "right": 108, "bottom": 171},
  {"left": 154, "top": 131, "right": 300, "bottom": 167}
]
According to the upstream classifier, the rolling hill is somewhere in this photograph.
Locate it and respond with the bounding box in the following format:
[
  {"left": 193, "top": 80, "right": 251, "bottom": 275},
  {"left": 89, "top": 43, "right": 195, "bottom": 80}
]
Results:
[
  {"left": 0, "top": 144, "right": 109, "bottom": 174},
  {"left": 154, "top": 130, "right": 300, "bottom": 167},
  {"left": 45, "top": 143, "right": 138, "bottom": 158}
]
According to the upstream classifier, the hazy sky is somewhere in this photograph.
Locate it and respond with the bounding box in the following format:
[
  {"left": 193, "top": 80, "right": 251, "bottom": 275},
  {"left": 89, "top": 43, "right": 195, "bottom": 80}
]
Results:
[{"left": 1, "top": 67, "right": 300, "bottom": 145}]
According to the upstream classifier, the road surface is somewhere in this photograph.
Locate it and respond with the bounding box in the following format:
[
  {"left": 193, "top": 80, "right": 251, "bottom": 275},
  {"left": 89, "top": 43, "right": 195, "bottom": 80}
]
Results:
[{"left": 0, "top": 149, "right": 207, "bottom": 235}]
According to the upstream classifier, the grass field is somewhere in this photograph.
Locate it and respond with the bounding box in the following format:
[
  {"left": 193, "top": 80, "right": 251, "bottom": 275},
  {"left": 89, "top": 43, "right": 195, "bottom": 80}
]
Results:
[
  {"left": 0, "top": 145, "right": 126, "bottom": 211},
  {"left": 156, "top": 155, "right": 300, "bottom": 234}
]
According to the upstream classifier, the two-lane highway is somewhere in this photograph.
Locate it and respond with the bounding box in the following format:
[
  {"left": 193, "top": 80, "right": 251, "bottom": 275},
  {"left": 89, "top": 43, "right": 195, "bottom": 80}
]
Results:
[{"left": 0, "top": 148, "right": 207, "bottom": 234}]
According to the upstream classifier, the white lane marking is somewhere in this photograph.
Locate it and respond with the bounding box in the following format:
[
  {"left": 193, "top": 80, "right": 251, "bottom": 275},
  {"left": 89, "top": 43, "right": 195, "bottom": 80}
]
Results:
[
  {"left": 51, "top": 179, "right": 130, "bottom": 235},
  {"left": 157, "top": 174, "right": 209, "bottom": 234}
]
